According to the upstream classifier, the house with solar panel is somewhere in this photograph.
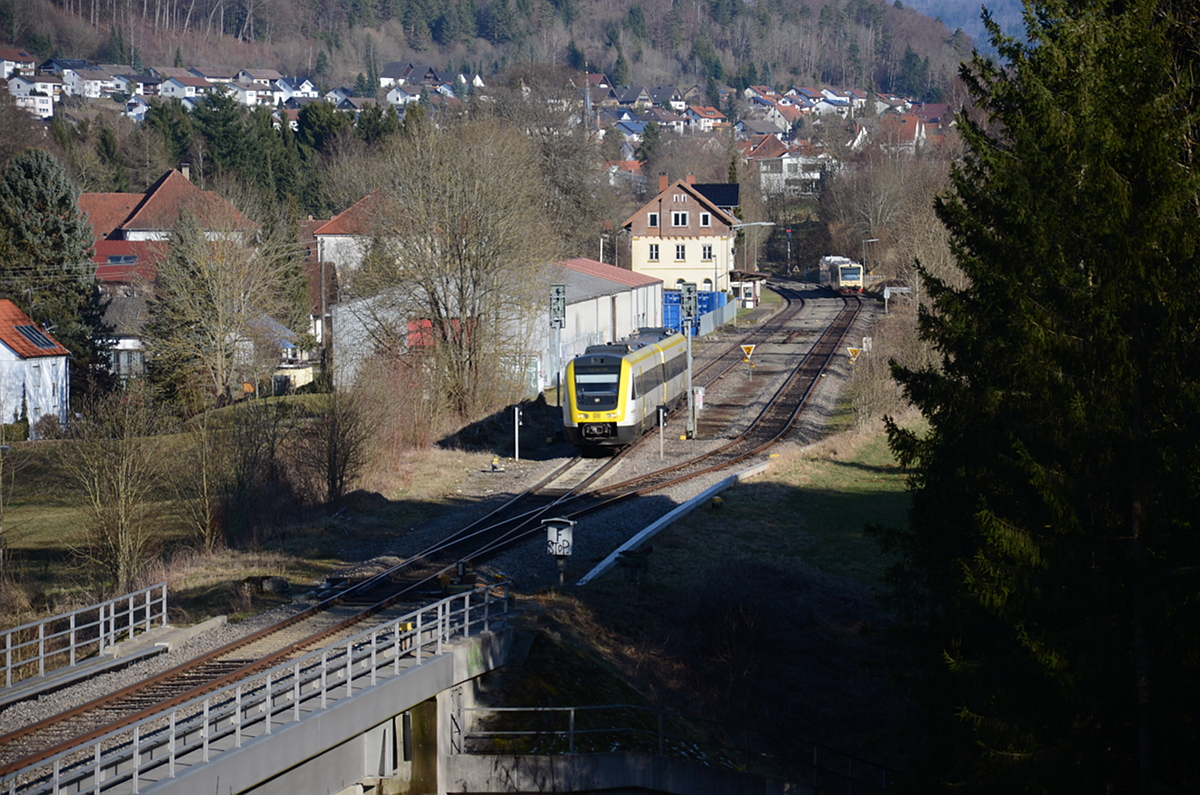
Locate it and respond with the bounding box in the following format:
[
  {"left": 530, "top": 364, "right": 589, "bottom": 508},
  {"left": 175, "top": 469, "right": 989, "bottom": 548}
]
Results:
[{"left": 0, "top": 300, "right": 70, "bottom": 437}]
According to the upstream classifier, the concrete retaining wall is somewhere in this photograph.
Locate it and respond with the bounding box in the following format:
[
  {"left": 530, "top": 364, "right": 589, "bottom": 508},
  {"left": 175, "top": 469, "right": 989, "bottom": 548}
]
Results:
[{"left": 445, "top": 752, "right": 806, "bottom": 795}]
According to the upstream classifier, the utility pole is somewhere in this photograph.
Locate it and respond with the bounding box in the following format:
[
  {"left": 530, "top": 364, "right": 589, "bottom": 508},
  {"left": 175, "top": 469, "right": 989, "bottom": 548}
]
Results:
[{"left": 682, "top": 283, "right": 697, "bottom": 439}]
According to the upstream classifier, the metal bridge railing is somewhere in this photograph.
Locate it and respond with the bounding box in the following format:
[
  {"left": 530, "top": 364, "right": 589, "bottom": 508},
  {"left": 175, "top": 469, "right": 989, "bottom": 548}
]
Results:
[
  {"left": 2, "top": 583, "right": 509, "bottom": 795},
  {"left": 2, "top": 583, "right": 168, "bottom": 689}
]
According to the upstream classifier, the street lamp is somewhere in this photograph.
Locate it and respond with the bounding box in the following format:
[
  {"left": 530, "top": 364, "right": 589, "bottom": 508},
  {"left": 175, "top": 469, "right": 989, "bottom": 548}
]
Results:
[{"left": 861, "top": 238, "right": 879, "bottom": 273}]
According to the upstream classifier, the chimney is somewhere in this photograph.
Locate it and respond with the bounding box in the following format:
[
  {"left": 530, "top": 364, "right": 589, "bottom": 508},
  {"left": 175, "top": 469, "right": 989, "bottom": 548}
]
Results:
[
  {"left": 181, "top": 162, "right": 191, "bottom": 181},
  {"left": 658, "top": 173, "right": 669, "bottom": 193},
  {"left": 685, "top": 173, "right": 696, "bottom": 185}
]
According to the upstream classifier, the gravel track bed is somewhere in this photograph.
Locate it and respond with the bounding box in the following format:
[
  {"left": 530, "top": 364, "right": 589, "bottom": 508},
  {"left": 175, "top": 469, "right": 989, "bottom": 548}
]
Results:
[{"left": 0, "top": 291, "right": 877, "bottom": 753}]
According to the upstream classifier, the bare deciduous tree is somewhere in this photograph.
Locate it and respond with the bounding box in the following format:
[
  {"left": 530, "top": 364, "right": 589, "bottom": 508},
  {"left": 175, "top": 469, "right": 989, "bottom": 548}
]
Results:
[
  {"left": 64, "top": 385, "right": 168, "bottom": 592},
  {"left": 294, "top": 391, "right": 372, "bottom": 512},
  {"left": 168, "top": 410, "right": 223, "bottom": 551},
  {"left": 143, "top": 202, "right": 306, "bottom": 410},
  {"left": 354, "top": 115, "right": 562, "bottom": 418}
]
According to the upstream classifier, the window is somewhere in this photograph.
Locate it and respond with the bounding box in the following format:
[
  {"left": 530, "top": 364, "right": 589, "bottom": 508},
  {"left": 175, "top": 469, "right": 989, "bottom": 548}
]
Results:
[
  {"left": 675, "top": 244, "right": 686, "bottom": 260},
  {"left": 649, "top": 243, "right": 659, "bottom": 261},
  {"left": 672, "top": 211, "right": 688, "bottom": 227},
  {"left": 700, "top": 212, "right": 711, "bottom": 227},
  {"left": 647, "top": 212, "right": 659, "bottom": 228},
  {"left": 702, "top": 244, "right": 713, "bottom": 260}
]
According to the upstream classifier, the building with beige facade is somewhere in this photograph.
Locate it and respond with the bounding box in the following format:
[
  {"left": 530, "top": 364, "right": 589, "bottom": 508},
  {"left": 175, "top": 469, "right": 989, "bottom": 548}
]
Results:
[{"left": 622, "top": 175, "right": 739, "bottom": 294}]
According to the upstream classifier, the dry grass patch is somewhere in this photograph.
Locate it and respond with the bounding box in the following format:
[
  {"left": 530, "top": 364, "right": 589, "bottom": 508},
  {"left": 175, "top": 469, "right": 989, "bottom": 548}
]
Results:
[{"left": 146, "top": 546, "right": 339, "bottom": 624}]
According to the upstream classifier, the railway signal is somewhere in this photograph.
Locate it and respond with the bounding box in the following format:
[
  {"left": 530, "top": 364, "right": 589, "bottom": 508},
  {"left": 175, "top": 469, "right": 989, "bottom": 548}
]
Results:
[
  {"left": 550, "top": 284, "right": 566, "bottom": 406},
  {"left": 544, "top": 517, "right": 575, "bottom": 586}
]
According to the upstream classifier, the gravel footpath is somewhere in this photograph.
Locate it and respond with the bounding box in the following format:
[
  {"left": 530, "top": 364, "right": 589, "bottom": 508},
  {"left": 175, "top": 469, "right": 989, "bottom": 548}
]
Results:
[{"left": 0, "top": 290, "right": 877, "bottom": 741}]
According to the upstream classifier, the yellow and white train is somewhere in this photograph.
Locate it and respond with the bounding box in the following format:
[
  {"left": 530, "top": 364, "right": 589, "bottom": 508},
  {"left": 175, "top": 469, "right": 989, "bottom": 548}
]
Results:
[
  {"left": 563, "top": 328, "right": 689, "bottom": 448},
  {"left": 819, "top": 255, "right": 864, "bottom": 294}
]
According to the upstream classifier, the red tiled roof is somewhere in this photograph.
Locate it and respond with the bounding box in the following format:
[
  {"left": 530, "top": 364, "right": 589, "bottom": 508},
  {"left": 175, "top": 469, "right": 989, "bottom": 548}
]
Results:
[
  {"left": 688, "top": 105, "right": 725, "bottom": 120},
  {"left": 78, "top": 193, "right": 141, "bottom": 240},
  {"left": 0, "top": 300, "right": 70, "bottom": 358},
  {"left": 313, "top": 192, "right": 391, "bottom": 236},
  {"left": 0, "top": 47, "right": 35, "bottom": 63},
  {"left": 557, "top": 258, "right": 661, "bottom": 287},
  {"left": 605, "top": 160, "right": 643, "bottom": 175},
  {"left": 620, "top": 179, "right": 739, "bottom": 230},
  {"left": 880, "top": 114, "right": 924, "bottom": 143},
  {"left": 121, "top": 170, "right": 253, "bottom": 232},
  {"left": 92, "top": 240, "right": 163, "bottom": 283}
]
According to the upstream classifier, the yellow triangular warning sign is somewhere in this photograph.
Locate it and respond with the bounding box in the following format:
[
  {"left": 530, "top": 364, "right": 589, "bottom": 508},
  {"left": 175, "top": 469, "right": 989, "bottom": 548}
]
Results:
[
  {"left": 741, "top": 344, "right": 756, "bottom": 358},
  {"left": 848, "top": 347, "right": 861, "bottom": 361}
]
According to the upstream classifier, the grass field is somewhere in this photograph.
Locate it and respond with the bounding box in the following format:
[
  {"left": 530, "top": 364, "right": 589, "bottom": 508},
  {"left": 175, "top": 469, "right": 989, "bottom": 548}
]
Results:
[{"left": 0, "top": 414, "right": 509, "bottom": 625}]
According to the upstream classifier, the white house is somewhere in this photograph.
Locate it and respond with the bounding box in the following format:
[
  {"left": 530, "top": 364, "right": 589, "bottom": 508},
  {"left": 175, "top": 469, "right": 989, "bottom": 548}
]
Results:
[
  {"left": 160, "top": 76, "right": 215, "bottom": 100},
  {"left": 0, "top": 47, "right": 36, "bottom": 79},
  {"left": 237, "top": 68, "right": 283, "bottom": 85},
  {"left": 754, "top": 148, "right": 830, "bottom": 197},
  {"left": 224, "top": 81, "right": 260, "bottom": 106},
  {"left": 63, "top": 68, "right": 116, "bottom": 99},
  {"left": 684, "top": 105, "right": 725, "bottom": 133},
  {"left": 274, "top": 77, "right": 317, "bottom": 102},
  {"left": 0, "top": 300, "right": 70, "bottom": 436},
  {"left": 312, "top": 192, "right": 390, "bottom": 281},
  {"left": 11, "top": 90, "right": 53, "bottom": 119},
  {"left": 811, "top": 98, "right": 851, "bottom": 118},
  {"left": 124, "top": 94, "right": 151, "bottom": 121},
  {"left": 385, "top": 84, "right": 420, "bottom": 107},
  {"left": 8, "top": 73, "right": 63, "bottom": 102}
]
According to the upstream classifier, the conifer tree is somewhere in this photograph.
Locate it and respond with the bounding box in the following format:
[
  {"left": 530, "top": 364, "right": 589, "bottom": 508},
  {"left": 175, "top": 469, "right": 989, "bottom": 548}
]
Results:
[
  {"left": 877, "top": 1, "right": 1200, "bottom": 791},
  {"left": 612, "top": 48, "right": 629, "bottom": 85},
  {"left": 0, "top": 150, "right": 104, "bottom": 379}
]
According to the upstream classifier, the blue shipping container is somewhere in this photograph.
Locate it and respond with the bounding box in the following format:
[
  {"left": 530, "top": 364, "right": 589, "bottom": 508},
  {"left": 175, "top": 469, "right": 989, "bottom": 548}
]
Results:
[{"left": 663, "top": 290, "right": 720, "bottom": 333}]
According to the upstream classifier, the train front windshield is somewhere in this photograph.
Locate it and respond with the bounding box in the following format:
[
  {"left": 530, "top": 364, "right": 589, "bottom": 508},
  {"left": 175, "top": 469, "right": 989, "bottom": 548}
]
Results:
[
  {"left": 840, "top": 266, "right": 862, "bottom": 282},
  {"left": 574, "top": 363, "right": 621, "bottom": 410}
]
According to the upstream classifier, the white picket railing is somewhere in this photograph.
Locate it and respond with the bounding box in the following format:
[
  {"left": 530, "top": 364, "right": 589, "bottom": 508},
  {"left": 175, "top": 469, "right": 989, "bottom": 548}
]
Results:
[
  {"left": 1, "top": 583, "right": 508, "bottom": 795},
  {"left": 2, "top": 583, "right": 168, "bottom": 689}
]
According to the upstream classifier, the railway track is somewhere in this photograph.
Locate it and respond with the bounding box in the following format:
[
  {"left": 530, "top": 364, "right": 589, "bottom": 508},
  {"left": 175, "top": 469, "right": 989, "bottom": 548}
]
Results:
[{"left": 0, "top": 286, "right": 859, "bottom": 782}]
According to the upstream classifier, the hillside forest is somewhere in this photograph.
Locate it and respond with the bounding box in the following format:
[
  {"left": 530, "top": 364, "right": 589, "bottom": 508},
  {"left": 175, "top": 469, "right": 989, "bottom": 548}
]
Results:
[{"left": 1, "top": 0, "right": 972, "bottom": 104}]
